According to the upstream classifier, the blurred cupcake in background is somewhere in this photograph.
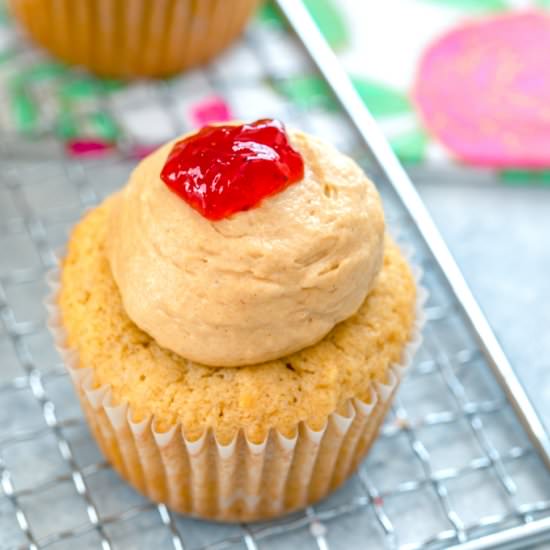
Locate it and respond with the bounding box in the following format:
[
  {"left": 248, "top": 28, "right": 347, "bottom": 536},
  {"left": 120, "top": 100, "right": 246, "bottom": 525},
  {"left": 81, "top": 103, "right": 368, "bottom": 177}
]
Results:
[{"left": 9, "top": 0, "right": 260, "bottom": 78}]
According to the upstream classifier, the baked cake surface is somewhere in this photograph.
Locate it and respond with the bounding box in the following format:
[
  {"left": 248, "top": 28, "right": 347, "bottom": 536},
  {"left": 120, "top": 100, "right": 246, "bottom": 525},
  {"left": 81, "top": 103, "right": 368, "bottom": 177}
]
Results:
[{"left": 59, "top": 200, "right": 416, "bottom": 444}]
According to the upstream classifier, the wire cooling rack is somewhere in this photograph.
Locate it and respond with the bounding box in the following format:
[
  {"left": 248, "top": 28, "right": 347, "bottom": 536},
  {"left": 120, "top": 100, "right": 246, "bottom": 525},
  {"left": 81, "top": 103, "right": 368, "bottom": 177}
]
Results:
[{"left": 2, "top": 2, "right": 550, "bottom": 549}]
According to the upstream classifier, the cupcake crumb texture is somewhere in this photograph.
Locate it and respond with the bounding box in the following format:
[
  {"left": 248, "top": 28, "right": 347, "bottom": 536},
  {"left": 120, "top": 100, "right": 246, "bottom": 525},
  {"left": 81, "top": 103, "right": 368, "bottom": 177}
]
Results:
[{"left": 59, "top": 200, "right": 416, "bottom": 445}]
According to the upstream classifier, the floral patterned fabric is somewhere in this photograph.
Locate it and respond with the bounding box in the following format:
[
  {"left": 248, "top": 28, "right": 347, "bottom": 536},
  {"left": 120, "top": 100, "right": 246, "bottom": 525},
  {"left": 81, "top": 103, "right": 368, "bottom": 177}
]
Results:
[{"left": 2, "top": 0, "right": 550, "bottom": 178}]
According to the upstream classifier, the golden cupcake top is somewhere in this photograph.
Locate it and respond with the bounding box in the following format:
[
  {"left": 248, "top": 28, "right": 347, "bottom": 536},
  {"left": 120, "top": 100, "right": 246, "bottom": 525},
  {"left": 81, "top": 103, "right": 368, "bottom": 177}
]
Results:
[
  {"left": 107, "top": 120, "right": 385, "bottom": 366},
  {"left": 60, "top": 202, "right": 415, "bottom": 443}
]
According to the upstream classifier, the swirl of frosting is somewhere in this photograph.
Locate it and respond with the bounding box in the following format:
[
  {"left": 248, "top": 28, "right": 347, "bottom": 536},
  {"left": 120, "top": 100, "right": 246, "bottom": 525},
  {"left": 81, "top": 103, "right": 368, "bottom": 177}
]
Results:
[{"left": 107, "top": 128, "right": 385, "bottom": 366}]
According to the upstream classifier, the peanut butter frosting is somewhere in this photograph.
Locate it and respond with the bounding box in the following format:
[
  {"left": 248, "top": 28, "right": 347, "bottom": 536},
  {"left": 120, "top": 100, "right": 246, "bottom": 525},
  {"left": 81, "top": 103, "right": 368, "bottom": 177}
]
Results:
[
  {"left": 107, "top": 129, "right": 385, "bottom": 366},
  {"left": 59, "top": 202, "right": 416, "bottom": 444}
]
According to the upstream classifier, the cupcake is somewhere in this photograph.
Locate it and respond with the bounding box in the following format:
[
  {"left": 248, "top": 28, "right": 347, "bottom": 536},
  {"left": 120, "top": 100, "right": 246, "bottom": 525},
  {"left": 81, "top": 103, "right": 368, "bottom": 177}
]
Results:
[
  {"left": 48, "top": 119, "right": 423, "bottom": 521},
  {"left": 9, "top": 0, "right": 260, "bottom": 78}
]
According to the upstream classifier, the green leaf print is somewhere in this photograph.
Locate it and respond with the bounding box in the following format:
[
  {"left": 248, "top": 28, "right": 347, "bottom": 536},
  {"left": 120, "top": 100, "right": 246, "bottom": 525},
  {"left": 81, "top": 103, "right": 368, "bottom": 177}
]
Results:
[
  {"left": 89, "top": 112, "right": 119, "bottom": 141},
  {"left": 59, "top": 76, "right": 123, "bottom": 100},
  {"left": 302, "top": 0, "right": 348, "bottom": 49},
  {"left": 256, "top": 1, "right": 286, "bottom": 28},
  {"left": 351, "top": 77, "right": 412, "bottom": 117},
  {"left": 277, "top": 76, "right": 337, "bottom": 110},
  {"left": 56, "top": 110, "right": 119, "bottom": 142},
  {"left": 500, "top": 170, "right": 550, "bottom": 185},
  {"left": 0, "top": 2, "right": 10, "bottom": 25},
  {"left": 418, "top": 0, "right": 508, "bottom": 10},
  {"left": 390, "top": 128, "right": 428, "bottom": 164},
  {"left": 60, "top": 78, "right": 101, "bottom": 100},
  {"left": 0, "top": 48, "right": 16, "bottom": 64},
  {"left": 11, "top": 91, "right": 38, "bottom": 133},
  {"left": 55, "top": 111, "right": 79, "bottom": 140},
  {"left": 19, "top": 61, "right": 67, "bottom": 84},
  {"left": 98, "top": 79, "right": 124, "bottom": 93}
]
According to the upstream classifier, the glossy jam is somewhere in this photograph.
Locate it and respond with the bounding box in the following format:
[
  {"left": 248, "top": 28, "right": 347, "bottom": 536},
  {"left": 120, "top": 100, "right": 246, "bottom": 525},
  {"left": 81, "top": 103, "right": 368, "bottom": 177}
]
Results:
[{"left": 160, "top": 119, "right": 304, "bottom": 220}]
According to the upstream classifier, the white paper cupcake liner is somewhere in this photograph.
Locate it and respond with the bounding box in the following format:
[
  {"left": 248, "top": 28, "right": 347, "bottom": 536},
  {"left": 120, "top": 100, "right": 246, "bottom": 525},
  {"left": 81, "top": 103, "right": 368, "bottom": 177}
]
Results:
[{"left": 45, "top": 249, "right": 427, "bottom": 522}]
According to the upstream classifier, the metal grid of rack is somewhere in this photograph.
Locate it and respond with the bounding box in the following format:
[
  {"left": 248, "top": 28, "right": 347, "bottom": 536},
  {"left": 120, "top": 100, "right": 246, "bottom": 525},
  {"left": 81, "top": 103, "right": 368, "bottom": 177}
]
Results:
[{"left": 1, "top": 3, "right": 550, "bottom": 549}]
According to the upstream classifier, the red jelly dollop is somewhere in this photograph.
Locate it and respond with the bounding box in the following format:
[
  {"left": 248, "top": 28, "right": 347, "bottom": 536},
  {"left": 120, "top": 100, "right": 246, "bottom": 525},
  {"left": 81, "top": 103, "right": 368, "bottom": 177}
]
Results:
[{"left": 160, "top": 119, "right": 305, "bottom": 220}]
